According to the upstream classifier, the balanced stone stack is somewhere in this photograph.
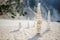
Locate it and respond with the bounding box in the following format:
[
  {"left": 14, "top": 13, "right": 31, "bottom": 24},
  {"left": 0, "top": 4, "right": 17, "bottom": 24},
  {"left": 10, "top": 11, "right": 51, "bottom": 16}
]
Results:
[{"left": 37, "top": 3, "right": 42, "bottom": 35}]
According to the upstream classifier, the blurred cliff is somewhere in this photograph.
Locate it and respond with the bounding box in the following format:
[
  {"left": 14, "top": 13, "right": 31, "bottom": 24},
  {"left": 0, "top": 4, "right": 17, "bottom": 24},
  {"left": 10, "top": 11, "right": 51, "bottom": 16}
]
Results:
[{"left": 0, "top": 0, "right": 60, "bottom": 22}]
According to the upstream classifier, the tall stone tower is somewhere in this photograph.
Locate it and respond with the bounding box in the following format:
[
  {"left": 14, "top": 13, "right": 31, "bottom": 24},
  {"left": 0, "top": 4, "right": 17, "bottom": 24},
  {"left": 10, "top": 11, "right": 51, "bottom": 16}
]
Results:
[
  {"left": 48, "top": 10, "right": 51, "bottom": 22},
  {"left": 37, "top": 3, "right": 42, "bottom": 35}
]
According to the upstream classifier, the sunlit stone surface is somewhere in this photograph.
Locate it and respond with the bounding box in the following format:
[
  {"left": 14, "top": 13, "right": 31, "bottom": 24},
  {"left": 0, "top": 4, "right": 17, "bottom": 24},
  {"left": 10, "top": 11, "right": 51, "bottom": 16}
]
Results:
[{"left": 0, "top": 20, "right": 60, "bottom": 40}]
